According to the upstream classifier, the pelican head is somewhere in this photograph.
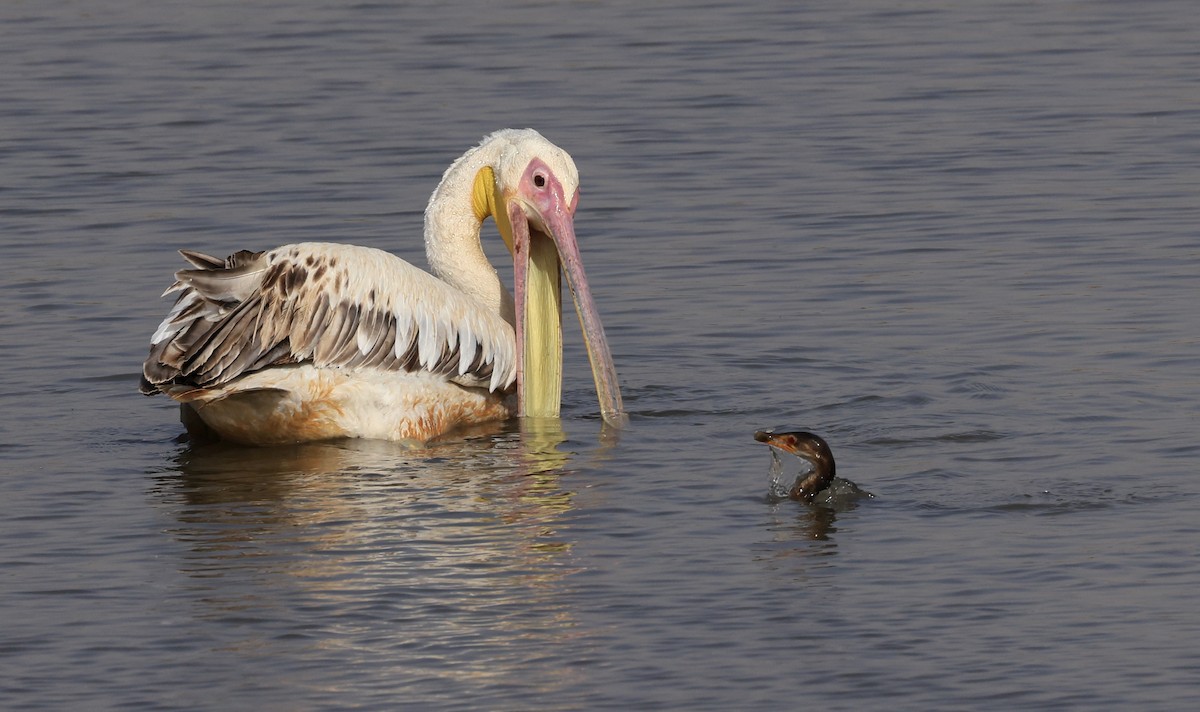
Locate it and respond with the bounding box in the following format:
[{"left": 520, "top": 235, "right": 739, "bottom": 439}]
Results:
[{"left": 450, "top": 129, "right": 625, "bottom": 426}]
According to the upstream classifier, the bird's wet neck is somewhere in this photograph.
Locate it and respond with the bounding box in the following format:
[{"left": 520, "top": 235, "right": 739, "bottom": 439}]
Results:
[{"left": 789, "top": 457, "right": 835, "bottom": 503}]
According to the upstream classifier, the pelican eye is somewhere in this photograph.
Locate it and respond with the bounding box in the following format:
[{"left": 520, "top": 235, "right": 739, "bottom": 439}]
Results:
[{"left": 533, "top": 173, "right": 547, "bottom": 188}]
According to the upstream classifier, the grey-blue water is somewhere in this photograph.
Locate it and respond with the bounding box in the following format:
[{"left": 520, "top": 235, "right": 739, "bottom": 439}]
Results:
[{"left": 3, "top": 1, "right": 1198, "bottom": 709}]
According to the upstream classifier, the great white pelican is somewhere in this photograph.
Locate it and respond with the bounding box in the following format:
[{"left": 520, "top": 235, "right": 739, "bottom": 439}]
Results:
[{"left": 140, "top": 129, "right": 625, "bottom": 444}]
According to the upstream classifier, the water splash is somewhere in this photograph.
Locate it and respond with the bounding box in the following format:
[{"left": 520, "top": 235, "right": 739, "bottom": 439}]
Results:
[
  {"left": 766, "top": 448, "right": 789, "bottom": 501},
  {"left": 765, "top": 447, "right": 874, "bottom": 506}
]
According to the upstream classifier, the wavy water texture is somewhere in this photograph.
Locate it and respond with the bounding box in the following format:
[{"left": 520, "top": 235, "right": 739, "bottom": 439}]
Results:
[{"left": 2, "top": 1, "right": 1199, "bottom": 710}]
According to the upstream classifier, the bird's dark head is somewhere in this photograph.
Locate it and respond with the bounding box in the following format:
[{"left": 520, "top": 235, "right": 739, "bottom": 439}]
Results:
[
  {"left": 754, "top": 429, "right": 833, "bottom": 465},
  {"left": 754, "top": 429, "right": 836, "bottom": 502}
]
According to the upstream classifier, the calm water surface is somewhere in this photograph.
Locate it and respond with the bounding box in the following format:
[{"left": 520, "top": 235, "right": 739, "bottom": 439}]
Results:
[{"left": 2, "top": 1, "right": 1198, "bottom": 709}]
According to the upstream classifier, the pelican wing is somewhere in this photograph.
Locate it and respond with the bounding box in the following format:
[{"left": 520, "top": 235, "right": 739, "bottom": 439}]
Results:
[{"left": 141, "top": 242, "right": 515, "bottom": 395}]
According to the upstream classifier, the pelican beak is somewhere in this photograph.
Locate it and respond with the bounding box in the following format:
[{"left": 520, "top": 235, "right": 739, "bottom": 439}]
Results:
[{"left": 506, "top": 160, "right": 626, "bottom": 426}]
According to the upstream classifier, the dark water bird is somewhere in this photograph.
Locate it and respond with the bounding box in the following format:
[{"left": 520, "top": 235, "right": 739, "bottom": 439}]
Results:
[{"left": 753, "top": 429, "right": 872, "bottom": 505}]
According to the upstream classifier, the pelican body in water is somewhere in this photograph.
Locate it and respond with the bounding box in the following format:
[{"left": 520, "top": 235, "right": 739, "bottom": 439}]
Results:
[
  {"left": 754, "top": 429, "right": 872, "bottom": 504},
  {"left": 141, "top": 129, "right": 625, "bottom": 445}
]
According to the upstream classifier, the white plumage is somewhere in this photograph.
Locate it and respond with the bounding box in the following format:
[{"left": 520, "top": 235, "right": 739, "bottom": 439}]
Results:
[{"left": 141, "top": 129, "right": 623, "bottom": 445}]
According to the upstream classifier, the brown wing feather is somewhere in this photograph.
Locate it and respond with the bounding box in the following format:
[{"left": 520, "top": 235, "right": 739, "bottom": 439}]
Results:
[{"left": 140, "top": 243, "right": 515, "bottom": 395}]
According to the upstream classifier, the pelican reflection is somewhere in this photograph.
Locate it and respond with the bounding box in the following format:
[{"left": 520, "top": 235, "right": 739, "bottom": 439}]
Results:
[{"left": 149, "top": 420, "right": 596, "bottom": 695}]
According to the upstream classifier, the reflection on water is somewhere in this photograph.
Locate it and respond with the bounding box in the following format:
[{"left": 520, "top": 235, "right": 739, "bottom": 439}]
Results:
[
  {"left": 771, "top": 504, "right": 843, "bottom": 544},
  {"left": 147, "top": 420, "right": 596, "bottom": 700},
  {"left": 751, "top": 503, "right": 844, "bottom": 583},
  {"left": 5, "top": 0, "right": 1200, "bottom": 706},
  {"left": 758, "top": 446, "right": 871, "bottom": 543}
]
